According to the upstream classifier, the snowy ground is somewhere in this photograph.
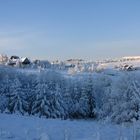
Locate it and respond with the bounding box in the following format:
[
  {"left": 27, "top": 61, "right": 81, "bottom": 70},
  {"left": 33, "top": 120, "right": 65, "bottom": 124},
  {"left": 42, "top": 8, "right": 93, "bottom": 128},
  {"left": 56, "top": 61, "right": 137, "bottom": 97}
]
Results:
[{"left": 0, "top": 114, "right": 137, "bottom": 140}]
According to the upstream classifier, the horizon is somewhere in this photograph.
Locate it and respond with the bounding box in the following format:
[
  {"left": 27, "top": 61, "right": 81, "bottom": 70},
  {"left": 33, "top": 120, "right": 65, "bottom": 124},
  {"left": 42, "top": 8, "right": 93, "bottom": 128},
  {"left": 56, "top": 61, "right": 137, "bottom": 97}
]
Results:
[
  {"left": 2, "top": 53, "right": 140, "bottom": 62},
  {"left": 0, "top": 0, "right": 140, "bottom": 60}
]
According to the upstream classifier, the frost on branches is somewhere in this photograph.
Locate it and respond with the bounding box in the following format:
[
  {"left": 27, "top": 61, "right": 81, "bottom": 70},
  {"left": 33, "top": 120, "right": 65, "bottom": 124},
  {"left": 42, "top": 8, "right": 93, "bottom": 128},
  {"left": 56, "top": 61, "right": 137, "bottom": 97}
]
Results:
[{"left": 0, "top": 65, "right": 140, "bottom": 123}]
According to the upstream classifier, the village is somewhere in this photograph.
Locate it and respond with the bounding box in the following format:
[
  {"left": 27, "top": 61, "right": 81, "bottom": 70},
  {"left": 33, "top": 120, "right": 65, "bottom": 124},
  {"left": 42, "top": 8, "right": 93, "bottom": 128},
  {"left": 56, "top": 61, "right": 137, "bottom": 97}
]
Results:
[
  {"left": 0, "top": 54, "right": 30, "bottom": 67},
  {"left": 0, "top": 54, "right": 140, "bottom": 75}
]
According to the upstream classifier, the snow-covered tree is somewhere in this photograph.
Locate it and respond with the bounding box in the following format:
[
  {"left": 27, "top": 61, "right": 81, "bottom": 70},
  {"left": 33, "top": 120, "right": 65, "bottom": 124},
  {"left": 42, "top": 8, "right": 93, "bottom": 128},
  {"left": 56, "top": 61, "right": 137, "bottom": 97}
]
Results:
[
  {"left": 93, "top": 74, "right": 112, "bottom": 119},
  {"left": 78, "top": 84, "right": 90, "bottom": 117},
  {"left": 50, "top": 84, "right": 65, "bottom": 118},
  {"left": 109, "top": 75, "right": 139, "bottom": 123},
  {"left": 8, "top": 78, "right": 28, "bottom": 115},
  {"left": 63, "top": 81, "right": 74, "bottom": 118},
  {"left": 85, "top": 75, "right": 95, "bottom": 118},
  {"left": 32, "top": 82, "right": 51, "bottom": 118}
]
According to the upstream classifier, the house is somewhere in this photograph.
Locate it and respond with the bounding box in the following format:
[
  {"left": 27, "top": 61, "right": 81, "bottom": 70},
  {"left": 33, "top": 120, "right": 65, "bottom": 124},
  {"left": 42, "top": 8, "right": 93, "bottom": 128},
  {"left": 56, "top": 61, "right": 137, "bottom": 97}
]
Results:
[
  {"left": 10, "top": 56, "right": 20, "bottom": 60},
  {"left": 7, "top": 56, "right": 30, "bottom": 67},
  {"left": 7, "top": 55, "right": 19, "bottom": 66},
  {"left": 65, "top": 64, "right": 75, "bottom": 68},
  {"left": 121, "top": 64, "right": 134, "bottom": 71},
  {"left": 7, "top": 59, "right": 16, "bottom": 66},
  {"left": 20, "top": 57, "right": 30, "bottom": 65}
]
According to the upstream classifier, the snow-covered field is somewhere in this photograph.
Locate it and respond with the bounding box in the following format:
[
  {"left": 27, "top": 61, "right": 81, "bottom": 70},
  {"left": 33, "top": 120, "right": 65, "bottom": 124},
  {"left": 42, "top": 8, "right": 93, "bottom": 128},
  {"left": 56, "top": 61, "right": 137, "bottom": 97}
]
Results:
[{"left": 0, "top": 114, "right": 137, "bottom": 140}]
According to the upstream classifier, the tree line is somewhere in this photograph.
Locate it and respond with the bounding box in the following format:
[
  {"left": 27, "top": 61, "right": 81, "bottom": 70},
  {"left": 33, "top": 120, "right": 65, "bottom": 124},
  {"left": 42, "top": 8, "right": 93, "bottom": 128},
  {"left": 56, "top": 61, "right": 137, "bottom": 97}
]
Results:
[{"left": 0, "top": 66, "right": 140, "bottom": 123}]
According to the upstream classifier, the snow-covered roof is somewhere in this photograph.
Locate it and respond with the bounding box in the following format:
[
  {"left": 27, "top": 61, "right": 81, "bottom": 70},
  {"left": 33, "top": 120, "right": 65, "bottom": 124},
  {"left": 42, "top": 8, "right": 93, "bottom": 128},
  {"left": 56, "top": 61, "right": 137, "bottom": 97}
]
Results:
[
  {"left": 20, "top": 57, "right": 27, "bottom": 62},
  {"left": 10, "top": 56, "right": 19, "bottom": 60}
]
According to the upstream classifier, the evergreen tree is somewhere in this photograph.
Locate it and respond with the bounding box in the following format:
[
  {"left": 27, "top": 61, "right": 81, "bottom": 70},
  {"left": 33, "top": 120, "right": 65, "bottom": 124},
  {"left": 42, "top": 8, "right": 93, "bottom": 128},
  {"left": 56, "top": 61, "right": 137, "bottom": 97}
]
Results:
[
  {"left": 110, "top": 76, "right": 139, "bottom": 123},
  {"left": 32, "top": 82, "right": 51, "bottom": 118},
  {"left": 85, "top": 75, "right": 95, "bottom": 118},
  {"left": 0, "top": 75, "right": 11, "bottom": 112},
  {"left": 50, "top": 84, "right": 65, "bottom": 118},
  {"left": 70, "top": 81, "right": 81, "bottom": 118},
  {"left": 63, "top": 82, "right": 74, "bottom": 118},
  {"left": 8, "top": 78, "right": 28, "bottom": 115},
  {"left": 24, "top": 76, "right": 37, "bottom": 115},
  {"left": 79, "top": 84, "right": 90, "bottom": 118}
]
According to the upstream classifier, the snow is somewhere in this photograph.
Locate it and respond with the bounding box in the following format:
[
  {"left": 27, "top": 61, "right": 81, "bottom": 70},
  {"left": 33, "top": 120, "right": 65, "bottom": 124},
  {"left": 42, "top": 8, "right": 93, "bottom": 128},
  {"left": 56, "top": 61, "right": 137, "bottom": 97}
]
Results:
[
  {"left": 2, "top": 54, "right": 140, "bottom": 74},
  {"left": 1, "top": 55, "right": 140, "bottom": 139},
  {"left": 0, "top": 114, "right": 136, "bottom": 140}
]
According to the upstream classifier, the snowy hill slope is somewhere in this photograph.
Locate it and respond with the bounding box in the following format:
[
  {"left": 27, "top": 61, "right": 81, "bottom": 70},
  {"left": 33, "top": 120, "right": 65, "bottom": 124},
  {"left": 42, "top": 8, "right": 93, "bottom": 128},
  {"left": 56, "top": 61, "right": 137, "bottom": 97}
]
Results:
[{"left": 0, "top": 114, "right": 135, "bottom": 140}]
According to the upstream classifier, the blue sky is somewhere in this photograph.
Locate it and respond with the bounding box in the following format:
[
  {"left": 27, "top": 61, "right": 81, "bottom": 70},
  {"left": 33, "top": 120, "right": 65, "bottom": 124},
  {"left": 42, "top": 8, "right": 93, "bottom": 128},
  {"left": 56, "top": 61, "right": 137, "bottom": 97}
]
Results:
[{"left": 0, "top": 0, "right": 140, "bottom": 60}]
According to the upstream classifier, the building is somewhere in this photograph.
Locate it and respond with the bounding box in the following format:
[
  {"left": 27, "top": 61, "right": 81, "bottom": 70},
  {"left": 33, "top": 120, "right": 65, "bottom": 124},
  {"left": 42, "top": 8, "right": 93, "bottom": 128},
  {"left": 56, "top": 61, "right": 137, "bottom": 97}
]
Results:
[
  {"left": 20, "top": 57, "right": 30, "bottom": 65},
  {"left": 10, "top": 56, "right": 20, "bottom": 60}
]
